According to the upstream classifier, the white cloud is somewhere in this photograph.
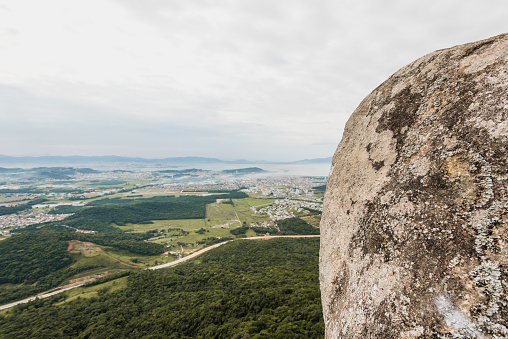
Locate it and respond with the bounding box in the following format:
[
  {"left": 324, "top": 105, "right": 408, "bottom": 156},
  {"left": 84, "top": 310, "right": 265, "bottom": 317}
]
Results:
[{"left": 0, "top": 0, "right": 507, "bottom": 160}]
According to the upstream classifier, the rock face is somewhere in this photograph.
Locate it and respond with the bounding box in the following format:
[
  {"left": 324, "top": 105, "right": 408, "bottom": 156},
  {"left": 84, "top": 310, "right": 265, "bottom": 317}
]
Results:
[{"left": 320, "top": 33, "right": 508, "bottom": 338}]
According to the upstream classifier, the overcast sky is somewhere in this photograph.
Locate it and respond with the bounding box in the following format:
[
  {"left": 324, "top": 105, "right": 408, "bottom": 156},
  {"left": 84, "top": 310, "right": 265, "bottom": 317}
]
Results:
[{"left": 0, "top": 1, "right": 506, "bottom": 161}]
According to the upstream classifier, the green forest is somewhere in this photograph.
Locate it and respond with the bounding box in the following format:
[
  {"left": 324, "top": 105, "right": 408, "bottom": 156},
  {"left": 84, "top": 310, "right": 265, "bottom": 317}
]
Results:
[
  {"left": 248, "top": 218, "right": 319, "bottom": 236},
  {"left": 0, "top": 230, "right": 166, "bottom": 304},
  {"left": 56, "top": 192, "right": 247, "bottom": 233},
  {"left": 277, "top": 217, "right": 320, "bottom": 235},
  {"left": 0, "top": 232, "right": 72, "bottom": 284},
  {"left": 0, "top": 238, "right": 324, "bottom": 338},
  {"left": 0, "top": 232, "right": 105, "bottom": 304}
]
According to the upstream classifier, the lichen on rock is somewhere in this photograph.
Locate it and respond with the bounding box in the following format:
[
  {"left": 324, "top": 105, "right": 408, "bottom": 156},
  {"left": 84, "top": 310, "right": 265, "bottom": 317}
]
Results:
[{"left": 320, "top": 33, "right": 508, "bottom": 338}]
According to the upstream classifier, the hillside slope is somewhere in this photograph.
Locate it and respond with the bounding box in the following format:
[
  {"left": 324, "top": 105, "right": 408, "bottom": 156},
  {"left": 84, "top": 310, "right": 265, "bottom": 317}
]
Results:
[{"left": 1, "top": 238, "right": 324, "bottom": 338}]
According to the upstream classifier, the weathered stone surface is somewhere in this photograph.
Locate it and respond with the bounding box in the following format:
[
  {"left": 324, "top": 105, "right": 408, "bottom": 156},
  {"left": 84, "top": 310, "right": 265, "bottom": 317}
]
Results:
[{"left": 320, "top": 34, "right": 508, "bottom": 338}]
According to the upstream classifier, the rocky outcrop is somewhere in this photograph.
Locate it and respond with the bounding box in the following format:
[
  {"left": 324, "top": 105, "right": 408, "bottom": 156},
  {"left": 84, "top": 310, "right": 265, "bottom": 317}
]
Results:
[{"left": 320, "top": 34, "right": 508, "bottom": 338}]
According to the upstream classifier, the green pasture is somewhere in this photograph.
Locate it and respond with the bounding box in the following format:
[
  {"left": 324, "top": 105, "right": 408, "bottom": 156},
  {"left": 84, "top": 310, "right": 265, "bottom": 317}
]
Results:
[
  {"left": 149, "top": 218, "right": 206, "bottom": 231},
  {"left": 68, "top": 242, "right": 167, "bottom": 269},
  {"left": 206, "top": 201, "right": 240, "bottom": 227},
  {"left": 151, "top": 227, "right": 234, "bottom": 250},
  {"left": 68, "top": 251, "right": 129, "bottom": 270},
  {"left": 246, "top": 192, "right": 282, "bottom": 199},
  {"left": 59, "top": 276, "right": 129, "bottom": 305},
  {"left": 97, "top": 246, "right": 169, "bottom": 267},
  {"left": 245, "top": 229, "right": 258, "bottom": 237},
  {"left": 302, "top": 214, "right": 321, "bottom": 228},
  {"left": 0, "top": 199, "right": 31, "bottom": 205},
  {"left": 123, "top": 191, "right": 176, "bottom": 198},
  {"left": 241, "top": 197, "right": 277, "bottom": 207},
  {"left": 110, "top": 195, "right": 279, "bottom": 250},
  {"left": 232, "top": 198, "right": 275, "bottom": 225},
  {"left": 115, "top": 219, "right": 206, "bottom": 233}
]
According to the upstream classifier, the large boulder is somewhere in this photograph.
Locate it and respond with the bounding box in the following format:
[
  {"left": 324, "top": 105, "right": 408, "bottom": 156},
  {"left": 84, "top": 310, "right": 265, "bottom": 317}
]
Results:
[{"left": 320, "top": 33, "right": 508, "bottom": 338}]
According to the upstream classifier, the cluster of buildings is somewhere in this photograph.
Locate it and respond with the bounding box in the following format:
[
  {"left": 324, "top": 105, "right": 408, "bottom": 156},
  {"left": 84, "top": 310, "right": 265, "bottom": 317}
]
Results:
[
  {"left": 32, "top": 202, "right": 85, "bottom": 209},
  {"left": 253, "top": 199, "right": 323, "bottom": 221},
  {"left": 243, "top": 186, "right": 322, "bottom": 201},
  {"left": 249, "top": 221, "right": 274, "bottom": 228},
  {"left": 0, "top": 184, "right": 44, "bottom": 204},
  {"left": 0, "top": 167, "right": 327, "bottom": 236},
  {"left": 160, "top": 173, "right": 326, "bottom": 193},
  {"left": 0, "top": 210, "right": 72, "bottom": 231},
  {"left": 241, "top": 176, "right": 325, "bottom": 191},
  {"left": 75, "top": 172, "right": 154, "bottom": 182}
]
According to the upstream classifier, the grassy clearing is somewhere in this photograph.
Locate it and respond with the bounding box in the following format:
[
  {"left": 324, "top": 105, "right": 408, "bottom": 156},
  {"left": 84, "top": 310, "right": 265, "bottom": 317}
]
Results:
[
  {"left": 80, "top": 193, "right": 126, "bottom": 204},
  {"left": 61, "top": 267, "right": 113, "bottom": 285},
  {"left": 115, "top": 219, "right": 207, "bottom": 235},
  {"left": 68, "top": 241, "right": 169, "bottom": 270},
  {"left": 232, "top": 198, "right": 274, "bottom": 226},
  {"left": 69, "top": 251, "right": 130, "bottom": 270},
  {"left": 245, "top": 229, "right": 257, "bottom": 237},
  {"left": 301, "top": 214, "right": 321, "bottom": 228},
  {"left": 95, "top": 194, "right": 281, "bottom": 252},
  {"left": 0, "top": 199, "right": 31, "bottom": 205},
  {"left": 117, "top": 195, "right": 279, "bottom": 250},
  {"left": 152, "top": 228, "right": 233, "bottom": 250},
  {"left": 246, "top": 192, "right": 274, "bottom": 199},
  {"left": 163, "top": 218, "right": 207, "bottom": 230},
  {"left": 123, "top": 190, "right": 180, "bottom": 198},
  {"left": 150, "top": 237, "right": 175, "bottom": 244},
  {"left": 206, "top": 201, "right": 240, "bottom": 227},
  {"left": 183, "top": 228, "right": 232, "bottom": 243},
  {"left": 124, "top": 180, "right": 152, "bottom": 187},
  {"left": 68, "top": 240, "right": 100, "bottom": 257},
  {"left": 124, "top": 192, "right": 176, "bottom": 198},
  {"left": 241, "top": 197, "right": 277, "bottom": 207},
  {"left": 59, "top": 276, "right": 129, "bottom": 305},
  {"left": 97, "top": 246, "right": 168, "bottom": 267}
]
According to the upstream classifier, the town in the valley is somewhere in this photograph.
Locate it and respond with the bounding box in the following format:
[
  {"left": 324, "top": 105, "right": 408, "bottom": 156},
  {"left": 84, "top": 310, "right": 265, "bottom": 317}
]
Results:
[{"left": 0, "top": 165, "right": 326, "bottom": 244}]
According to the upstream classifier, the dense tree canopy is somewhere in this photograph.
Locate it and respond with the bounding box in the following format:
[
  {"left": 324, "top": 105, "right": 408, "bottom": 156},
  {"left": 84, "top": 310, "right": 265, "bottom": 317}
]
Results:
[
  {"left": 0, "top": 232, "right": 73, "bottom": 285},
  {"left": 0, "top": 238, "right": 324, "bottom": 338},
  {"left": 0, "top": 232, "right": 104, "bottom": 304},
  {"left": 0, "top": 230, "right": 165, "bottom": 304},
  {"left": 277, "top": 218, "right": 320, "bottom": 235}
]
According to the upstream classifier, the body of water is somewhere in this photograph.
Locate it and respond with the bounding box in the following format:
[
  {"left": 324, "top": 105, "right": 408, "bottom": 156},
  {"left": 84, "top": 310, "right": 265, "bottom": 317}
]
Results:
[
  {"left": 0, "top": 161, "right": 332, "bottom": 178},
  {"left": 191, "top": 163, "right": 331, "bottom": 177}
]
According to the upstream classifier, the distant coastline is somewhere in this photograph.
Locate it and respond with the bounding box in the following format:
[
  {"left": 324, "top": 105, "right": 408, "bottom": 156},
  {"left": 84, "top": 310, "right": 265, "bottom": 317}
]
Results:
[{"left": 0, "top": 155, "right": 332, "bottom": 177}]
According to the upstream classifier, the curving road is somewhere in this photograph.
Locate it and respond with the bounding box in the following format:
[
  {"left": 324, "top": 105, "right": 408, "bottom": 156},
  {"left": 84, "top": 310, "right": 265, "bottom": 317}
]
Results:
[
  {"left": 0, "top": 235, "right": 320, "bottom": 310},
  {"left": 149, "top": 235, "right": 320, "bottom": 270},
  {"left": 0, "top": 283, "right": 86, "bottom": 311}
]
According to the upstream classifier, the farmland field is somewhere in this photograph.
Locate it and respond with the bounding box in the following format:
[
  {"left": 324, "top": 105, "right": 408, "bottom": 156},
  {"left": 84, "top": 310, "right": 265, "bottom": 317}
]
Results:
[
  {"left": 232, "top": 197, "right": 276, "bottom": 225},
  {"left": 115, "top": 218, "right": 206, "bottom": 233},
  {"left": 206, "top": 200, "right": 240, "bottom": 227}
]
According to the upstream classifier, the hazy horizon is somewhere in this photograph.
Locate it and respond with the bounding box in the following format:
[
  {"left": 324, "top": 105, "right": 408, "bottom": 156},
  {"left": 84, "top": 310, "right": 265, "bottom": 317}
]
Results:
[
  {"left": 0, "top": 153, "right": 332, "bottom": 162},
  {"left": 0, "top": 155, "right": 333, "bottom": 176}
]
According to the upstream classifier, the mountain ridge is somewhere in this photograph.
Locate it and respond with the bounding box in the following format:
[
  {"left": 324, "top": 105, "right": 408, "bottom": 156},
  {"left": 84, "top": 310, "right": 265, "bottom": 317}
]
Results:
[{"left": 0, "top": 155, "right": 332, "bottom": 165}]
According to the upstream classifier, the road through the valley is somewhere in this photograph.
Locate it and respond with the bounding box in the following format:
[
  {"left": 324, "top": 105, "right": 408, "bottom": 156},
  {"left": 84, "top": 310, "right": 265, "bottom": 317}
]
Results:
[{"left": 0, "top": 235, "right": 320, "bottom": 310}]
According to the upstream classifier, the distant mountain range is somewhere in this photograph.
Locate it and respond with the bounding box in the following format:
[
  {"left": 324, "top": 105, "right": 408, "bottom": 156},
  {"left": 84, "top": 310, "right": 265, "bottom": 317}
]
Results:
[
  {"left": 0, "top": 166, "right": 268, "bottom": 179},
  {"left": 0, "top": 155, "right": 332, "bottom": 165}
]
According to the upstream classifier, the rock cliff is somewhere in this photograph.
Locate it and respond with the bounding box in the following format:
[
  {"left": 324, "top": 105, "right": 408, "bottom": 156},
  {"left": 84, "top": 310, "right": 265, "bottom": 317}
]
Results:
[{"left": 320, "top": 34, "right": 508, "bottom": 338}]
